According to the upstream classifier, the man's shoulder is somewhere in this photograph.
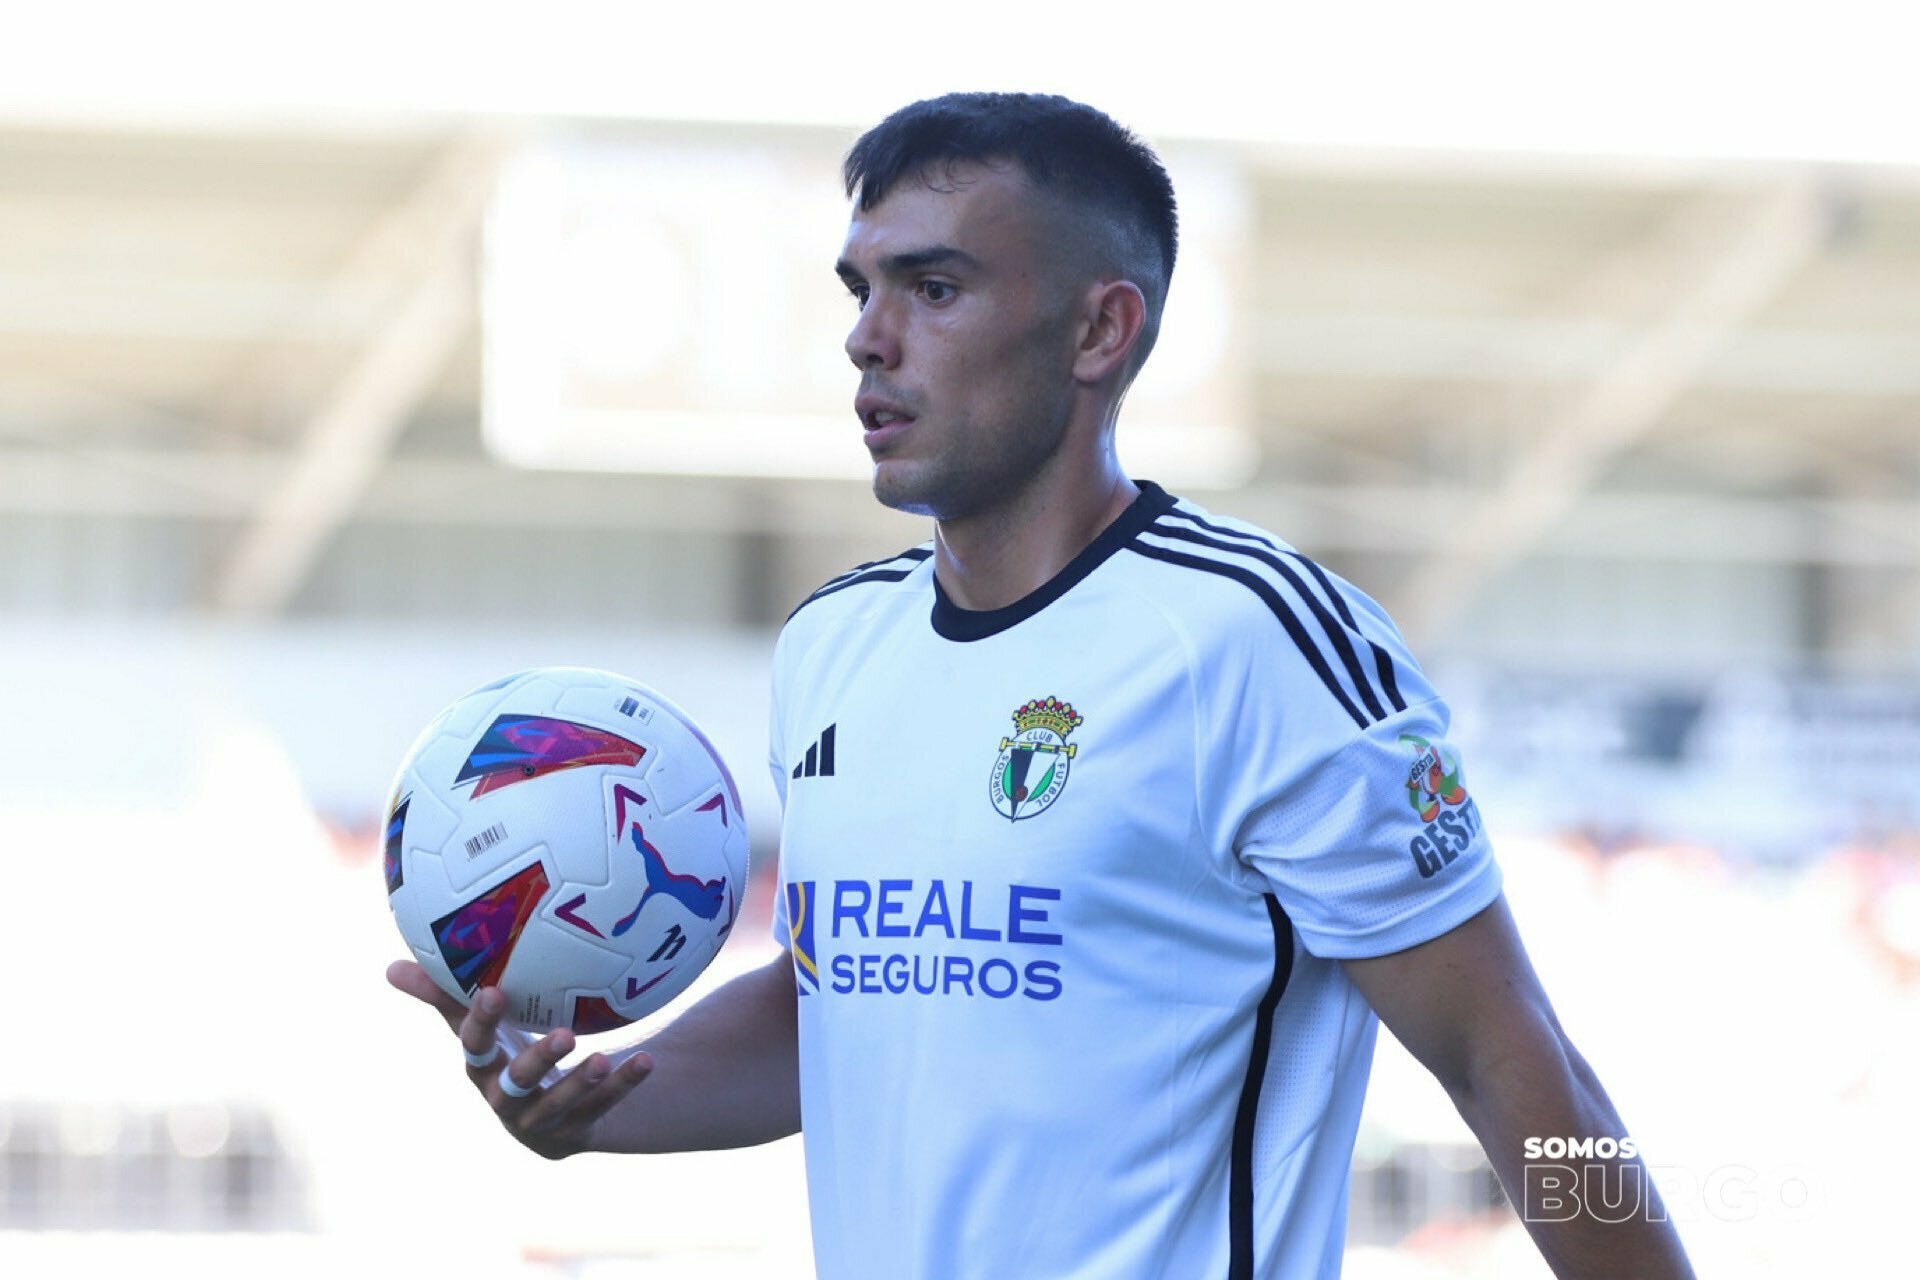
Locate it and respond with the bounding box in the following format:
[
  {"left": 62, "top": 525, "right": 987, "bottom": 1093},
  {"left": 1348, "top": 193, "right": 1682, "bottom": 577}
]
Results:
[
  {"left": 782, "top": 543, "right": 935, "bottom": 632},
  {"left": 1123, "top": 493, "right": 1339, "bottom": 624},
  {"left": 1128, "top": 491, "right": 1422, "bottom": 732}
]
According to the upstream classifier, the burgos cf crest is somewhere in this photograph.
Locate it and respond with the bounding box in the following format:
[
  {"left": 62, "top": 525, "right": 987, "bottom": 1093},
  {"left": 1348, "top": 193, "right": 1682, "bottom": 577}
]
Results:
[
  {"left": 1401, "top": 733, "right": 1468, "bottom": 822},
  {"left": 991, "top": 697, "right": 1083, "bottom": 821}
]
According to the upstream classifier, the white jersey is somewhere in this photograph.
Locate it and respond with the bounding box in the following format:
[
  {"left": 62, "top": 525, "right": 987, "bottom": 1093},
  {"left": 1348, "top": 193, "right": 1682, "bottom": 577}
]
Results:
[{"left": 769, "top": 482, "right": 1501, "bottom": 1280}]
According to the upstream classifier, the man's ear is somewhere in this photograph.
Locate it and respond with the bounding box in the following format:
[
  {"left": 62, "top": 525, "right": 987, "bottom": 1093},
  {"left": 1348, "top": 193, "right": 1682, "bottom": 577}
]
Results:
[{"left": 1071, "top": 279, "right": 1148, "bottom": 386}]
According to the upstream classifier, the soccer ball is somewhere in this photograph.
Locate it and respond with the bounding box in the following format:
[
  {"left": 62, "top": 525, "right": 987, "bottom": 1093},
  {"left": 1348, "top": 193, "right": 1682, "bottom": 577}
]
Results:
[{"left": 383, "top": 667, "right": 749, "bottom": 1033}]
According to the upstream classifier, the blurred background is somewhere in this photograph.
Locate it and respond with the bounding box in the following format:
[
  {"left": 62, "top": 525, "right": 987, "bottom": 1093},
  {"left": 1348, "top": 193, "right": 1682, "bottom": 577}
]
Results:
[{"left": 1, "top": 2, "right": 1911, "bottom": 1275}]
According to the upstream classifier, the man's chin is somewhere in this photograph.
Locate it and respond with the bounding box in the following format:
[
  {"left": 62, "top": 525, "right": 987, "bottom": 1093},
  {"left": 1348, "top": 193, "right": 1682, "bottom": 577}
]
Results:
[{"left": 871, "top": 464, "right": 939, "bottom": 519}]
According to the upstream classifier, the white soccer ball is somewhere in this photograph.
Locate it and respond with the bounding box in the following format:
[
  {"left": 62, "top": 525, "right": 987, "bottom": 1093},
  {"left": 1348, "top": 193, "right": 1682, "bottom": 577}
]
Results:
[{"left": 383, "top": 667, "right": 750, "bottom": 1033}]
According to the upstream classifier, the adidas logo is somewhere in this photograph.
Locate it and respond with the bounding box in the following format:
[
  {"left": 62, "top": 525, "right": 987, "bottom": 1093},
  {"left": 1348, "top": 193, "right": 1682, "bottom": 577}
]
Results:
[{"left": 792, "top": 723, "right": 837, "bottom": 779}]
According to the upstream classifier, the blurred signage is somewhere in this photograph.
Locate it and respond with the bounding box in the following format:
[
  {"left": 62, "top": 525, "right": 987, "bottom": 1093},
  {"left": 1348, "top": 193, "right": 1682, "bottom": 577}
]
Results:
[{"left": 481, "top": 133, "right": 1256, "bottom": 486}]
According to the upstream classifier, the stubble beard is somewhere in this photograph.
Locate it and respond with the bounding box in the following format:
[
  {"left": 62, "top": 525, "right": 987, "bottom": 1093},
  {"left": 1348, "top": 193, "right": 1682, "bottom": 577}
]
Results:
[
  {"left": 871, "top": 399, "right": 1073, "bottom": 524},
  {"left": 870, "top": 314, "right": 1080, "bottom": 523}
]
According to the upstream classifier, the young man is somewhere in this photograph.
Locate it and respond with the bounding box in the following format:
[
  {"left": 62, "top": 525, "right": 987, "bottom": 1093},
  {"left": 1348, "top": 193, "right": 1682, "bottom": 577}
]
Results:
[{"left": 392, "top": 93, "right": 1695, "bottom": 1278}]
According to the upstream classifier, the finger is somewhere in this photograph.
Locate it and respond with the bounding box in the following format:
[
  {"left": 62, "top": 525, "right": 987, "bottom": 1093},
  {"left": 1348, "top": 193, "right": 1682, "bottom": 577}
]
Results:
[
  {"left": 387, "top": 959, "right": 468, "bottom": 1031},
  {"left": 568, "top": 1050, "right": 654, "bottom": 1122},
  {"left": 519, "top": 1050, "right": 653, "bottom": 1131},
  {"left": 459, "top": 987, "right": 510, "bottom": 1072},
  {"left": 514, "top": 1051, "right": 612, "bottom": 1126},
  {"left": 493, "top": 1027, "right": 576, "bottom": 1104},
  {"left": 569, "top": 1051, "right": 655, "bottom": 1124}
]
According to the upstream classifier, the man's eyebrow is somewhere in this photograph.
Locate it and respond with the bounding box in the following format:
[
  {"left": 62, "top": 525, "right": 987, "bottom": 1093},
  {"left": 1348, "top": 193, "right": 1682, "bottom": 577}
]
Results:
[{"left": 835, "top": 245, "right": 981, "bottom": 282}]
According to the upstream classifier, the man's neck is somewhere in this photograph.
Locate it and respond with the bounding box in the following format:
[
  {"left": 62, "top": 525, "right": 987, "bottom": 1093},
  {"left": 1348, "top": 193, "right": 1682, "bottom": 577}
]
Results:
[{"left": 932, "top": 464, "right": 1139, "bottom": 613}]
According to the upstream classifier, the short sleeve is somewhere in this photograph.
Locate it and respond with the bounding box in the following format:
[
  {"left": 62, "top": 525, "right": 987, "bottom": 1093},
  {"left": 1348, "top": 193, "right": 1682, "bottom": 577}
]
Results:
[{"left": 1236, "top": 697, "right": 1501, "bottom": 959}]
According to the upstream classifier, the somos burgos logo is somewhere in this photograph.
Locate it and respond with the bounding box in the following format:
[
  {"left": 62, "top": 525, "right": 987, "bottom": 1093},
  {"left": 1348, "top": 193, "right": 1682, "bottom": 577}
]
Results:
[
  {"left": 1522, "top": 1136, "right": 1809, "bottom": 1224},
  {"left": 1526, "top": 1135, "right": 1641, "bottom": 1161}
]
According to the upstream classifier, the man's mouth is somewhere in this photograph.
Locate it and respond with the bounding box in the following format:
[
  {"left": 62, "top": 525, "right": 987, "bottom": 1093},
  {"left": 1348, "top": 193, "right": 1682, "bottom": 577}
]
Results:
[{"left": 857, "top": 395, "right": 917, "bottom": 448}]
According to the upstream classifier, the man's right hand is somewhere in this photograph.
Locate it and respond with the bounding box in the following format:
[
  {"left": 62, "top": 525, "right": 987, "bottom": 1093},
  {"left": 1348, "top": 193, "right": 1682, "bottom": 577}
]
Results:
[{"left": 386, "top": 959, "right": 654, "bottom": 1160}]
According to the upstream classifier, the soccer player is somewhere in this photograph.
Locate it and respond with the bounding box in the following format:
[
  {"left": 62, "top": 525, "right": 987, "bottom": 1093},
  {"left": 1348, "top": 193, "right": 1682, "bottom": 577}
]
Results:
[{"left": 391, "top": 93, "right": 1695, "bottom": 1278}]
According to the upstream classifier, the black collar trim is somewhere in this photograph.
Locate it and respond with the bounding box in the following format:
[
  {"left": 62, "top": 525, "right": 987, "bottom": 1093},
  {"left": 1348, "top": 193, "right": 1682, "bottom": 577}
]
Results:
[{"left": 929, "top": 481, "right": 1178, "bottom": 642}]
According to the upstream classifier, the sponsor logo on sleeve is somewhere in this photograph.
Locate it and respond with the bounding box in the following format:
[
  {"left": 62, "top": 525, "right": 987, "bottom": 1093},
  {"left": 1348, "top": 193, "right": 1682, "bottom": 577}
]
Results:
[{"left": 1400, "top": 733, "right": 1483, "bottom": 879}]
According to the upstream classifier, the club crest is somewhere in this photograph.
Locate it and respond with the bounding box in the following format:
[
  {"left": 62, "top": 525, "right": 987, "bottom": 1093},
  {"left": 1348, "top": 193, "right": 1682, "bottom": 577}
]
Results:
[{"left": 990, "top": 697, "right": 1083, "bottom": 821}]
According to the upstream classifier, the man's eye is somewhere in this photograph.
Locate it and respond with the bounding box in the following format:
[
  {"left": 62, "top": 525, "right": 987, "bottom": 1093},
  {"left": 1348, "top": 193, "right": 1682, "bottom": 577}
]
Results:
[
  {"left": 848, "top": 284, "right": 870, "bottom": 309},
  {"left": 919, "top": 281, "right": 955, "bottom": 303}
]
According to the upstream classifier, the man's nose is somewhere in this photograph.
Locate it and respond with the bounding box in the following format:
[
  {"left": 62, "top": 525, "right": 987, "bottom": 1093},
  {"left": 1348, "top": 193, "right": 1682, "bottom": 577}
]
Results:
[{"left": 845, "top": 295, "right": 900, "bottom": 370}]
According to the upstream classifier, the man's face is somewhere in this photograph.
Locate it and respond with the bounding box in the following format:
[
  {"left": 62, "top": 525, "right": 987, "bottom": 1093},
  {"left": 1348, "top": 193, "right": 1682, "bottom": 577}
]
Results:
[{"left": 836, "top": 162, "right": 1083, "bottom": 521}]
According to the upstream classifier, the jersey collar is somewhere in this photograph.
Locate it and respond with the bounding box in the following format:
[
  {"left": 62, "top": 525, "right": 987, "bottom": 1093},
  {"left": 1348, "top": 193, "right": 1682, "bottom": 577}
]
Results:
[{"left": 929, "top": 480, "right": 1178, "bottom": 642}]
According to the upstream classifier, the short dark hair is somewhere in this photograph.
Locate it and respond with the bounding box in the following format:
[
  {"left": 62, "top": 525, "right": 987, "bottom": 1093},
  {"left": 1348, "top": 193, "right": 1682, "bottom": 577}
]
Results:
[{"left": 844, "top": 92, "right": 1179, "bottom": 372}]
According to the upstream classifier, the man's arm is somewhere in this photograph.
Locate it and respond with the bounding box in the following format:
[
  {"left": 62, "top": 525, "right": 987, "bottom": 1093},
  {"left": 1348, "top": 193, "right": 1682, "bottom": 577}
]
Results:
[
  {"left": 1340, "top": 893, "right": 1695, "bottom": 1279},
  {"left": 388, "top": 949, "right": 800, "bottom": 1160}
]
